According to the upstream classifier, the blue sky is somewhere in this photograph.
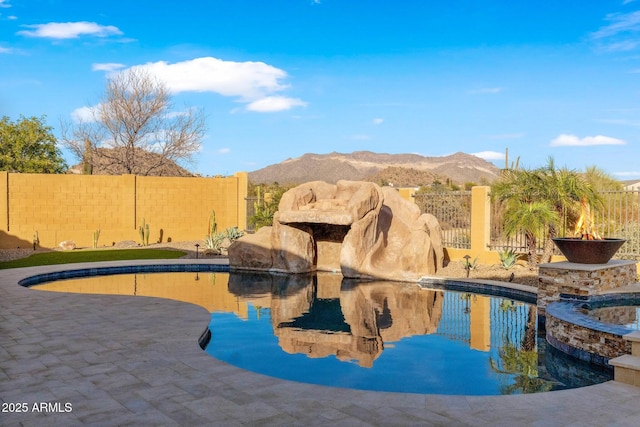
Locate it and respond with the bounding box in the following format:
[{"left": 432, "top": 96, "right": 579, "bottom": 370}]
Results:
[{"left": 2, "top": 1, "right": 640, "bottom": 179}]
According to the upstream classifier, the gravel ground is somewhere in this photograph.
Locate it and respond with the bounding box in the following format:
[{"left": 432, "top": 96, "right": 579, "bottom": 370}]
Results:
[{"left": 0, "top": 240, "right": 539, "bottom": 287}]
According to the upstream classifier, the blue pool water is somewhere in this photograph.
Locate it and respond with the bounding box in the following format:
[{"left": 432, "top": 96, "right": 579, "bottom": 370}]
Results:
[
  {"left": 28, "top": 268, "right": 612, "bottom": 395},
  {"left": 201, "top": 272, "right": 611, "bottom": 395}
]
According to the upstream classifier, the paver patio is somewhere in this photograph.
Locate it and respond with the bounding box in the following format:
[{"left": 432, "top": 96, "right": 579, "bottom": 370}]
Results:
[{"left": 2, "top": 259, "right": 640, "bottom": 426}]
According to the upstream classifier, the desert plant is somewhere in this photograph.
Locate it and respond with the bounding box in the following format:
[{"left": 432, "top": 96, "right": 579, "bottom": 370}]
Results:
[
  {"left": 208, "top": 210, "right": 217, "bottom": 238},
  {"left": 248, "top": 183, "right": 289, "bottom": 230},
  {"left": 33, "top": 230, "right": 39, "bottom": 250},
  {"left": 462, "top": 256, "right": 478, "bottom": 270},
  {"left": 138, "top": 218, "right": 150, "bottom": 246},
  {"left": 203, "top": 233, "right": 226, "bottom": 253},
  {"left": 203, "top": 227, "right": 244, "bottom": 254},
  {"left": 491, "top": 158, "right": 599, "bottom": 268},
  {"left": 462, "top": 256, "right": 478, "bottom": 277},
  {"left": 223, "top": 227, "right": 244, "bottom": 241},
  {"left": 499, "top": 248, "right": 518, "bottom": 269},
  {"left": 92, "top": 228, "right": 101, "bottom": 249}
]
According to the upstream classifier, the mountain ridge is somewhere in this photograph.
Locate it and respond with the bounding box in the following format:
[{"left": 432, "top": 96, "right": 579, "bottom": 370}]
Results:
[{"left": 249, "top": 151, "right": 500, "bottom": 186}]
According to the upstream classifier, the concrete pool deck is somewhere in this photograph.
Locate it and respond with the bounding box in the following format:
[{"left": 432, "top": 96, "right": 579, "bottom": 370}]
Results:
[{"left": 2, "top": 260, "right": 640, "bottom": 426}]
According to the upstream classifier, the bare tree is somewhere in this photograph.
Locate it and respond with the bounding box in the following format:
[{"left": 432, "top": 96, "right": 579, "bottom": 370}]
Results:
[{"left": 62, "top": 68, "right": 205, "bottom": 176}]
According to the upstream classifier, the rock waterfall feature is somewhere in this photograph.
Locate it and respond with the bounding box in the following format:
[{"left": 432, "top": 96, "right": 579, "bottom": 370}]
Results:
[{"left": 229, "top": 180, "right": 444, "bottom": 281}]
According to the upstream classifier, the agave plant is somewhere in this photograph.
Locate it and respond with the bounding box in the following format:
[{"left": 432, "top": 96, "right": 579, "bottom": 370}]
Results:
[
  {"left": 499, "top": 248, "right": 518, "bottom": 270},
  {"left": 203, "top": 233, "right": 226, "bottom": 252},
  {"left": 223, "top": 227, "right": 244, "bottom": 241}
]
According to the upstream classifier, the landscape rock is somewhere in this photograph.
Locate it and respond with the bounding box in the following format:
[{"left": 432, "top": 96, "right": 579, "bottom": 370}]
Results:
[
  {"left": 58, "top": 240, "right": 76, "bottom": 251},
  {"left": 229, "top": 180, "right": 444, "bottom": 281}
]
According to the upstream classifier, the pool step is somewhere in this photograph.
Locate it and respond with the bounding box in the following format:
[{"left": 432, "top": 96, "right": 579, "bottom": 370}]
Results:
[{"left": 610, "top": 331, "right": 640, "bottom": 387}]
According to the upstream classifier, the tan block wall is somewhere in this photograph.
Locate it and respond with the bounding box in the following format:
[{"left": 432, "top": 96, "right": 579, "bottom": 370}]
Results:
[{"left": 0, "top": 171, "right": 248, "bottom": 249}]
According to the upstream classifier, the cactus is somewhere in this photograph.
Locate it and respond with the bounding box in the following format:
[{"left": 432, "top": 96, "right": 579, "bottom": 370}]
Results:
[
  {"left": 33, "top": 230, "right": 39, "bottom": 250},
  {"left": 208, "top": 210, "right": 217, "bottom": 238},
  {"left": 93, "top": 228, "right": 101, "bottom": 249},
  {"left": 138, "top": 218, "right": 150, "bottom": 246}
]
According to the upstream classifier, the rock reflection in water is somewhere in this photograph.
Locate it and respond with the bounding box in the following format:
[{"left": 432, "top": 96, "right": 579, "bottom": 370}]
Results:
[
  {"left": 228, "top": 272, "right": 444, "bottom": 367},
  {"left": 29, "top": 270, "right": 611, "bottom": 394}
]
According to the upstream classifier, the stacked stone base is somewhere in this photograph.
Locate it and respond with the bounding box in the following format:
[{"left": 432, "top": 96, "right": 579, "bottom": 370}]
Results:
[
  {"left": 538, "top": 260, "right": 637, "bottom": 318},
  {"left": 540, "top": 260, "right": 637, "bottom": 367}
]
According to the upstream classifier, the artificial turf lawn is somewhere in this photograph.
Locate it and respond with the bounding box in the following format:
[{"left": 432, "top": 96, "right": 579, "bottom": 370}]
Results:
[{"left": 0, "top": 248, "right": 186, "bottom": 269}]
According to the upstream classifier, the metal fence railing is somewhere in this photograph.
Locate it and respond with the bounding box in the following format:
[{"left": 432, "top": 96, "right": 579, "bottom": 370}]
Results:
[
  {"left": 487, "top": 190, "right": 640, "bottom": 259},
  {"left": 245, "top": 196, "right": 259, "bottom": 233},
  {"left": 595, "top": 190, "right": 640, "bottom": 260},
  {"left": 416, "top": 188, "right": 640, "bottom": 261},
  {"left": 489, "top": 200, "right": 550, "bottom": 253},
  {"left": 414, "top": 191, "right": 472, "bottom": 249},
  {"left": 254, "top": 187, "right": 640, "bottom": 260}
]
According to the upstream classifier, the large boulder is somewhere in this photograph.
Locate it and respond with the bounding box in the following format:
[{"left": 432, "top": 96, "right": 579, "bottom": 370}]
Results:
[{"left": 229, "top": 180, "right": 444, "bottom": 281}]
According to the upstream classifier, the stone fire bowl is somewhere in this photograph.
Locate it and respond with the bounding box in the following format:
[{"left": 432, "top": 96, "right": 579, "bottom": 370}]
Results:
[{"left": 552, "top": 237, "right": 626, "bottom": 264}]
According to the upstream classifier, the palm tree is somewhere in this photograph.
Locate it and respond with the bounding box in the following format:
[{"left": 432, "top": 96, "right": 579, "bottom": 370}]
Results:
[
  {"left": 502, "top": 200, "right": 558, "bottom": 270},
  {"left": 492, "top": 158, "right": 602, "bottom": 268}
]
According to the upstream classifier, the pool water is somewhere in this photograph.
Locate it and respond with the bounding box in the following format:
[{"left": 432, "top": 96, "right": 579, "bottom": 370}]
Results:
[
  {"left": 31, "top": 270, "right": 612, "bottom": 395},
  {"left": 582, "top": 306, "right": 640, "bottom": 330}
]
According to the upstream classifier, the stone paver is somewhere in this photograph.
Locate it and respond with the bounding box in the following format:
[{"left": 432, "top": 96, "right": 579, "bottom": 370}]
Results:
[{"left": 2, "top": 259, "right": 640, "bottom": 426}]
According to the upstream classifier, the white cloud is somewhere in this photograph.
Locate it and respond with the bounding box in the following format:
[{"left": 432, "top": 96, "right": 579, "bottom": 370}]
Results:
[
  {"left": 0, "top": 46, "right": 14, "bottom": 54},
  {"left": 125, "top": 57, "right": 306, "bottom": 112},
  {"left": 550, "top": 134, "right": 626, "bottom": 146},
  {"left": 598, "top": 118, "right": 640, "bottom": 127},
  {"left": 92, "top": 62, "right": 125, "bottom": 72},
  {"left": 592, "top": 11, "right": 640, "bottom": 39},
  {"left": 596, "top": 39, "right": 640, "bottom": 52},
  {"left": 472, "top": 151, "right": 506, "bottom": 161},
  {"left": 613, "top": 171, "right": 640, "bottom": 177},
  {"left": 469, "top": 87, "right": 503, "bottom": 94},
  {"left": 591, "top": 11, "right": 640, "bottom": 52},
  {"left": 246, "top": 96, "right": 307, "bottom": 112},
  {"left": 217, "top": 148, "right": 230, "bottom": 154},
  {"left": 71, "top": 105, "right": 100, "bottom": 122},
  {"left": 17, "top": 21, "right": 122, "bottom": 39},
  {"left": 132, "top": 57, "right": 289, "bottom": 99},
  {"left": 0, "top": 0, "right": 11, "bottom": 8},
  {"left": 372, "top": 118, "right": 384, "bottom": 125}
]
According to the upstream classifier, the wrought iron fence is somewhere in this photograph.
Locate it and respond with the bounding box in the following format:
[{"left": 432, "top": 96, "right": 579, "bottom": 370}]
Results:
[
  {"left": 595, "top": 190, "right": 640, "bottom": 260},
  {"left": 489, "top": 200, "right": 549, "bottom": 253},
  {"left": 490, "top": 190, "right": 640, "bottom": 259},
  {"left": 414, "top": 191, "right": 472, "bottom": 249},
  {"left": 416, "top": 188, "right": 640, "bottom": 260},
  {"left": 245, "top": 196, "right": 258, "bottom": 233}
]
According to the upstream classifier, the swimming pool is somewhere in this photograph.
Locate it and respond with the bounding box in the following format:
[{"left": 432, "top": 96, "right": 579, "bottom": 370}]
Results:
[{"left": 27, "top": 268, "right": 612, "bottom": 395}]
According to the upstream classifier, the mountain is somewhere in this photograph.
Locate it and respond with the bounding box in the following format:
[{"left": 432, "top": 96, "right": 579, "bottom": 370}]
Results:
[
  {"left": 249, "top": 151, "right": 500, "bottom": 186},
  {"left": 68, "top": 148, "right": 194, "bottom": 177}
]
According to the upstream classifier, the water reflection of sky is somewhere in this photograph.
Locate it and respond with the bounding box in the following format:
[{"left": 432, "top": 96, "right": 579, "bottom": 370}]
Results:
[
  {"left": 31, "top": 270, "right": 612, "bottom": 395},
  {"left": 207, "top": 306, "right": 508, "bottom": 395},
  {"left": 208, "top": 304, "right": 524, "bottom": 395}
]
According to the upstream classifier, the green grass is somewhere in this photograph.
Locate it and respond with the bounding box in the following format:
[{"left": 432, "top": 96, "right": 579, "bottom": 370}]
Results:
[{"left": 0, "top": 248, "right": 187, "bottom": 269}]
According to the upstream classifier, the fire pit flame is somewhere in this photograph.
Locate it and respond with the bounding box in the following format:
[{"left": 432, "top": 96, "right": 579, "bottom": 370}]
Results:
[
  {"left": 552, "top": 198, "right": 626, "bottom": 264},
  {"left": 552, "top": 197, "right": 625, "bottom": 264},
  {"left": 574, "top": 196, "right": 601, "bottom": 240}
]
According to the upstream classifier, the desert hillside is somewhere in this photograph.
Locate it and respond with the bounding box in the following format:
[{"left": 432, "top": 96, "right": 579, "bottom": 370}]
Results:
[{"left": 249, "top": 151, "right": 500, "bottom": 186}]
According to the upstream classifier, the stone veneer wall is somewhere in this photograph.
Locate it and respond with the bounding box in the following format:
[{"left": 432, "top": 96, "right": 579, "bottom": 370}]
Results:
[
  {"left": 538, "top": 260, "right": 637, "bottom": 317},
  {"left": 545, "top": 302, "right": 633, "bottom": 365}
]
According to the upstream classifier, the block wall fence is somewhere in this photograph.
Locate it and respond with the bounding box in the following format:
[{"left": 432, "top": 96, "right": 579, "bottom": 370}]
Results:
[{"left": 0, "top": 171, "right": 248, "bottom": 249}]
